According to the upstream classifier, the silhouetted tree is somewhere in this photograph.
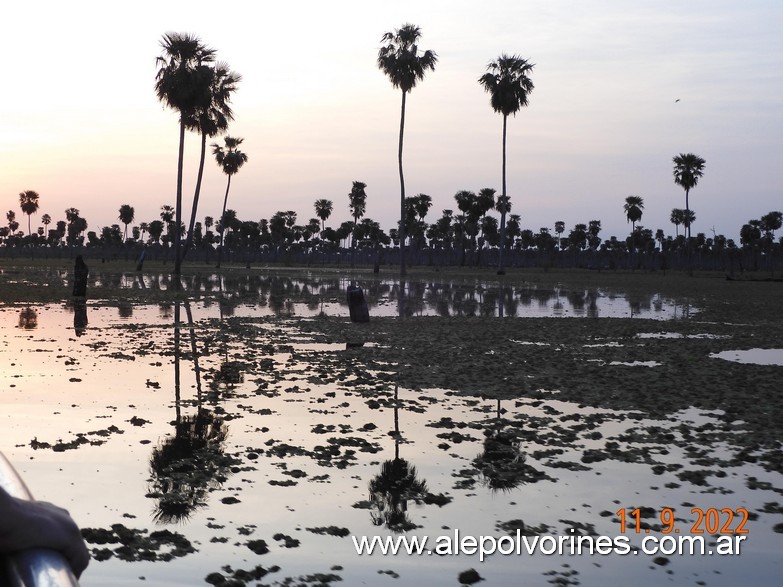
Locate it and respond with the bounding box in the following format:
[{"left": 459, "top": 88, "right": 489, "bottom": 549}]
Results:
[
  {"left": 19, "top": 190, "right": 40, "bottom": 236},
  {"left": 182, "top": 63, "right": 241, "bottom": 268},
  {"left": 118, "top": 204, "right": 135, "bottom": 241},
  {"left": 214, "top": 136, "right": 248, "bottom": 268},
  {"left": 624, "top": 195, "right": 644, "bottom": 234},
  {"left": 155, "top": 32, "right": 216, "bottom": 275},
  {"left": 672, "top": 153, "right": 706, "bottom": 239},
  {"left": 378, "top": 23, "right": 437, "bottom": 277},
  {"left": 479, "top": 54, "right": 534, "bottom": 273},
  {"left": 314, "top": 198, "right": 333, "bottom": 235},
  {"left": 348, "top": 181, "right": 368, "bottom": 253}
]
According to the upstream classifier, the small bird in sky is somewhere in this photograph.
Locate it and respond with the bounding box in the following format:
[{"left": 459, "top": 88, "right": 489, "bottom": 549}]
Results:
[{"left": 675, "top": 99, "right": 680, "bottom": 103}]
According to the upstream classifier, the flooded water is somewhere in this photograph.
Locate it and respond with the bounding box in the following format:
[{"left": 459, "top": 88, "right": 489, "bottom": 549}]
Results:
[
  {"left": 15, "top": 270, "right": 696, "bottom": 320},
  {"left": 710, "top": 348, "right": 783, "bottom": 366},
  {"left": 1, "top": 292, "right": 781, "bottom": 586}
]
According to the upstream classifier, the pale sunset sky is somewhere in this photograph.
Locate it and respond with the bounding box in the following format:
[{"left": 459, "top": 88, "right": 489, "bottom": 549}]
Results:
[{"left": 1, "top": 0, "right": 780, "bottom": 242}]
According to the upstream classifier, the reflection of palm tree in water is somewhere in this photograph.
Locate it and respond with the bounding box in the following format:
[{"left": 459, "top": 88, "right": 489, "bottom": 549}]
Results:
[
  {"left": 211, "top": 297, "right": 243, "bottom": 392},
  {"left": 148, "top": 301, "right": 232, "bottom": 523},
  {"left": 368, "top": 385, "right": 429, "bottom": 533},
  {"left": 17, "top": 307, "right": 38, "bottom": 330},
  {"left": 473, "top": 399, "right": 550, "bottom": 491},
  {"left": 73, "top": 301, "right": 88, "bottom": 336}
]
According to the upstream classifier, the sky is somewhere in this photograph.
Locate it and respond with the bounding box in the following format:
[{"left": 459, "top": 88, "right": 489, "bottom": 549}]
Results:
[{"left": 1, "top": 0, "right": 781, "bottom": 243}]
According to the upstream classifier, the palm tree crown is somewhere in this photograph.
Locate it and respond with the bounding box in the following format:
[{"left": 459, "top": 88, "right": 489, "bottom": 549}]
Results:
[
  {"left": 155, "top": 33, "right": 216, "bottom": 117},
  {"left": 624, "top": 195, "right": 644, "bottom": 232},
  {"left": 672, "top": 153, "right": 706, "bottom": 194},
  {"left": 19, "top": 190, "right": 40, "bottom": 236},
  {"left": 118, "top": 204, "right": 135, "bottom": 241},
  {"left": 377, "top": 24, "right": 438, "bottom": 94},
  {"left": 479, "top": 54, "right": 535, "bottom": 117},
  {"left": 213, "top": 136, "right": 248, "bottom": 176},
  {"left": 314, "top": 199, "right": 333, "bottom": 233}
]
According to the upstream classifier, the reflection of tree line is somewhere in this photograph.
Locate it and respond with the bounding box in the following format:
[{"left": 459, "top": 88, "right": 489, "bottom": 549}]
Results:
[{"left": 44, "top": 267, "right": 683, "bottom": 319}]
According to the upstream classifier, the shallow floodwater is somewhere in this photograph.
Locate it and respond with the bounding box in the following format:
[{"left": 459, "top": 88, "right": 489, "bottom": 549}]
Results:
[
  {"left": 2, "top": 302, "right": 781, "bottom": 586},
  {"left": 710, "top": 348, "right": 783, "bottom": 366},
  {"left": 27, "top": 270, "right": 697, "bottom": 320}
]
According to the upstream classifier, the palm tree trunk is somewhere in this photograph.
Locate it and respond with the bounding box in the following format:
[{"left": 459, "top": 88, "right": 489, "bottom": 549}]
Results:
[
  {"left": 398, "top": 90, "right": 407, "bottom": 279},
  {"left": 182, "top": 132, "right": 208, "bottom": 264},
  {"left": 184, "top": 301, "right": 203, "bottom": 405},
  {"left": 216, "top": 174, "right": 232, "bottom": 269},
  {"left": 174, "top": 301, "right": 181, "bottom": 423},
  {"left": 351, "top": 215, "right": 357, "bottom": 268},
  {"left": 497, "top": 114, "right": 508, "bottom": 274},
  {"left": 174, "top": 119, "right": 186, "bottom": 276},
  {"left": 685, "top": 189, "right": 691, "bottom": 240}
]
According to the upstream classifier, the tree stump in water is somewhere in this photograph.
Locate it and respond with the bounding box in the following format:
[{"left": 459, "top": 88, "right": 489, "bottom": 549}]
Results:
[
  {"left": 73, "top": 255, "right": 89, "bottom": 297},
  {"left": 347, "top": 285, "right": 370, "bottom": 323}
]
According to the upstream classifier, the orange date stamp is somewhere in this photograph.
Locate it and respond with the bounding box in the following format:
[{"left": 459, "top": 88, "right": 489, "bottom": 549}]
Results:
[{"left": 617, "top": 507, "right": 750, "bottom": 535}]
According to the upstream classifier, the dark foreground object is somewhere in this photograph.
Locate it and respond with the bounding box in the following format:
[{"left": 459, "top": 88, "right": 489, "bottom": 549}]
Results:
[
  {"left": 347, "top": 285, "right": 370, "bottom": 323},
  {"left": 72, "top": 255, "right": 89, "bottom": 297}
]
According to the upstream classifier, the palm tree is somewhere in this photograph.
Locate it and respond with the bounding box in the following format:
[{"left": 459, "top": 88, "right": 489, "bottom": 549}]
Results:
[
  {"left": 377, "top": 24, "right": 437, "bottom": 278},
  {"left": 348, "top": 181, "right": 367, "bottom": 229},
  {"left": 155, "top": 32, "right": 216, "bottom": 275},
  {"left": 672, "top": 153, "right": 706, "bottom": 239},
  {"left": 213, "top": 136, "right": 248, "bottom": 268},
  {"left": 118, "top": 204, "right": 135, "bottom": 242},
  {"left": 670, "top": 208, "right": 684, "bottom": 237},
  {"left": 554, "top": 221, "right": 565, "bottom": 250},
  {"left": 19, "top": 190, "right": 40, "bottom": 236},
  {"left": 623, "top": 195, "right": 644, "bottom": 233},
  {"left": 314, "top": 199, "right": 333, "bottom": 235},
  {"left": 182, "top": 62, "right": 241, "bottom": 268},
  {"left": 41, "top": 214, "right": 51, "bottom": 239},
  {"left": 479, "top": 54, "right": 535, "bottom": 274},
  {"left": 6, "top": 210, "right": 19, "bottom": 234},
  {"left": 348, "top": 181, "right": 367, "bottom": 259},
  {"left": 682, "top": 209, "right": 696, "bottom": 236}
]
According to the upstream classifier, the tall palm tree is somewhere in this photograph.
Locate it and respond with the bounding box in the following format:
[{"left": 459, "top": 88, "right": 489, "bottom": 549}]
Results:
[
  {"left": 377, "top": 24, "right": 437, "bottom": 277},
  {"left": 19, "top": 190, "right": 40, "bottom": 236},
  {"left": 623, "top": 195, "right": 644, "bottom": 233},
  {"left": 182, "top": 62, "right": 241, "bottom": 267},
  {"left": 155, "top": 32, "right": 216, "bottom": 275},
  {"left": 348, "top": 181, "right": 368, "bottom": 252},
  {"left": 118, "top": 204, "right": 135, "bottom": 242},
  {"left": 479, "top": 54, "right": 534, "bottom": 274},
  {"left": 314, "top": 199, "right": 333, "bottom": 235},
  {"left": 213, "top": 136, "right": 248, "bottom": 268},
  {"left": 672, "top": 153, "right": 706, "bottom": 239}
]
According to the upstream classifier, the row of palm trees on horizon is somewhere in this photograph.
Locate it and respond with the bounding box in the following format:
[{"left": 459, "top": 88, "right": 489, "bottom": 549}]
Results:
[
  {"left": 4, "top": 27, "right": 776, "bottom": 266},
  {"left": 4, "top": 186, "right": 781, "bottom": 260}
]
